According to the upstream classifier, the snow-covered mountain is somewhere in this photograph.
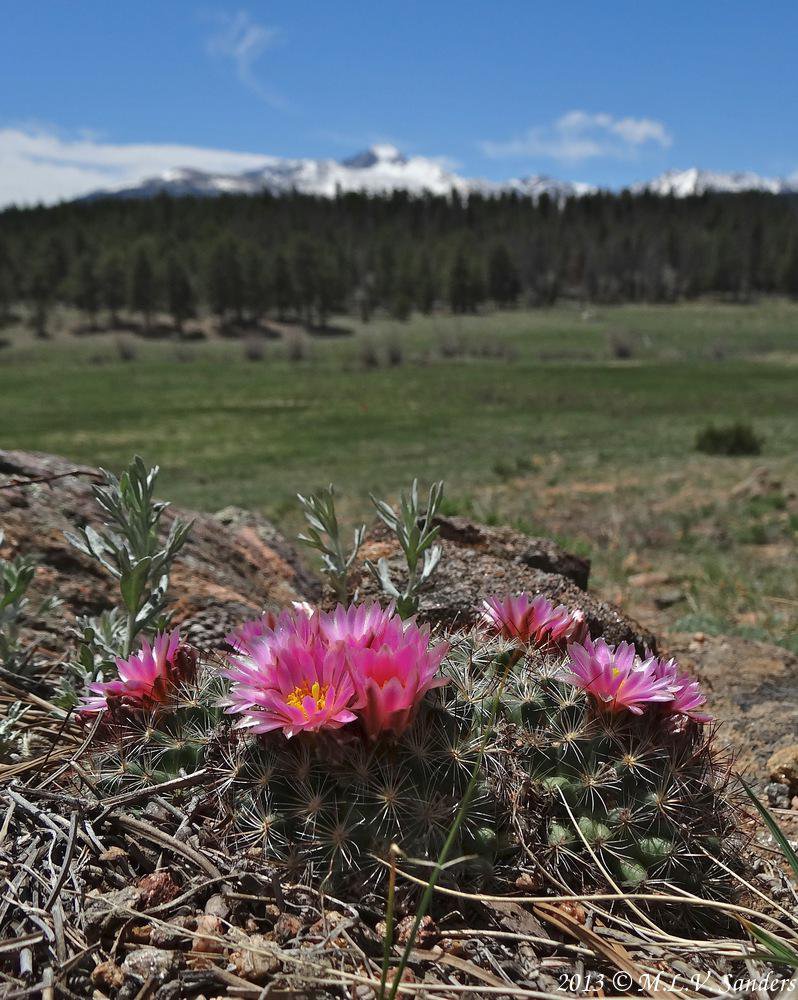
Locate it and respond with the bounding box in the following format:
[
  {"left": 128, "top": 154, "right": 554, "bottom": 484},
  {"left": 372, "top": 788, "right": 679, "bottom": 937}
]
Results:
[
  {"left": 505, "top": 174, "right": 596, "bottom": 199},
  {"left": 85, "top": 144, "right": 472, "bottom": 200},
  {"left": 80, "top": 145, "right": 798, "bottom": 202},
  {"left": 636, "top": 167, "right": 796, "bottom": 197}
]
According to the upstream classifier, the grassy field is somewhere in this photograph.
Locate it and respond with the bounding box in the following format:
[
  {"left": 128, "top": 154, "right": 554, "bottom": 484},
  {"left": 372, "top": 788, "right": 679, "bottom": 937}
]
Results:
[{"left": 1, "top": 300, "right": 796, "bottom": 650}]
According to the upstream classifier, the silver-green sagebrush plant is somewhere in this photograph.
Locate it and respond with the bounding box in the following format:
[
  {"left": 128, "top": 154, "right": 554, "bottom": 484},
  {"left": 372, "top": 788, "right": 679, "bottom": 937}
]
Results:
[
  {"left": 296, "top": 484, "right": 365, "bottom": 602},
  {"left": 366, "top": 479, "right": 444, "bottom": 617},
  {"left": 0, "top": 528, "right": 60, "bottom": 683},
  {"left": 0, "top": 530, "right": 59, "bottom": 760},
  {"left": 60, "top": 456, "right": 191, "bottom": 707}
]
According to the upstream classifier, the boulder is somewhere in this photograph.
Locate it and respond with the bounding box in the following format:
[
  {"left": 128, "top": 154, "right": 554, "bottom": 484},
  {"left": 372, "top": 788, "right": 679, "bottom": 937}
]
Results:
[{"left": 353, "top": 516, "right": 655, "bottom": 651}]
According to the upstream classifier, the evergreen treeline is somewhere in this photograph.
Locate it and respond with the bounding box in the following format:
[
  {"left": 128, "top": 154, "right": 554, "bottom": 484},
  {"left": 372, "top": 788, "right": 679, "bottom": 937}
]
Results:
[{"left": 1, "top": 188, "right": 797, "bottom": 333}]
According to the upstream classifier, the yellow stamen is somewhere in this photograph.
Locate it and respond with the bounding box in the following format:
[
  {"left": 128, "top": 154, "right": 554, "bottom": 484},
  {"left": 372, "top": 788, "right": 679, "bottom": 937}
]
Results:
[{"left": 286, "top": 680, "right": 329, "bottom": 717}]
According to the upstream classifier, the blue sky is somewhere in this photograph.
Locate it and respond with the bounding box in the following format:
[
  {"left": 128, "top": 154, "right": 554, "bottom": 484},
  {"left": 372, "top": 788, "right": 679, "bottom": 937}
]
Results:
[{"left": 2, "top": 0, "right": 797, "bottom": 205}]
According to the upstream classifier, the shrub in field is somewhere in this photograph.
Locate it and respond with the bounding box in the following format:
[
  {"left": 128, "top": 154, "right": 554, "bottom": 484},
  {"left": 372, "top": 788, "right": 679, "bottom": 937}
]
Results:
[
  {"left": 285, "top": 330, "right": 307, "bottom": 362},
  {"left": 607, "top": 331, "right": 636, "bottom": 359},
  {"left": 359, "top": 337, "right": 380, "bottom": 369},
  {"left": 115, "top": 336, "right": 138, "bottom": 362},
  {"left": 695, "top": 422, "right": 762, "bottom": 456},
  {"left": 243, "top": 337, "right": 265, "bottom": 362},
  {"left": 386, "top": 338, "right": 404, "bottom": 367}
]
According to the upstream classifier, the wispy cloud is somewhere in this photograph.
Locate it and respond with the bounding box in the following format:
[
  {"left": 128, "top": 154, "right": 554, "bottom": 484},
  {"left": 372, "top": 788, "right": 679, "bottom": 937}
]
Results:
[
  {"left": 0, "top": 125, "right": 271, "bottom": 207},
  {"left": 481, "top": 110, "right": 672, "bottom": 162},
  {"left": 205, "top": 10, "right": 286, "bottom": 109}
]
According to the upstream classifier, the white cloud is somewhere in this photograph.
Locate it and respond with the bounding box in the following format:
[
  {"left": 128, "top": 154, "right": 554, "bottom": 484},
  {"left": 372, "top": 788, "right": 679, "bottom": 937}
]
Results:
[
  {"left": 0, "top": 126, "right": 271, "bottom": 207},
  {"left": 205, "top": 10, "right": 286, "bottom": 109},
  {"left": 481, "top": 110, "right": 672, "bottom": 162}
]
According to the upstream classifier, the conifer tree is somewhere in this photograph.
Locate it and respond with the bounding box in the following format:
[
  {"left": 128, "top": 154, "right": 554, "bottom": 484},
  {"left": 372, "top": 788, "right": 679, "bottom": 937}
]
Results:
[
  {"left": 130, "top": 247, "right": 156, "bottom": 331},
  {"left": 165, "top": 255, "right": 195, "bottom": 332},
  {"left": 391, "top": 255, "right": 415, "bottom": 321},
  {"left": 781, "top": 236, "right": 798, "bottom": 298},
  {"left": 293, "top": 238, "right": 319, "bottom": 326},
  {"left": 316, "top": 248, "right": 344, "bottom": 328},
  {"left": 449, "top": 249, "right": 470, "bottom": 314},
  {"left": 376, "top": 242, "right": 396, "bottom": 309},
  {"left": 488, "top": 243, "right": 521, "bottom": 306},
  {"left": 0, "top": 254, "right": 12, "bottom": 323},
  {"left": 207, "top": 239, "right": 244, "bottom": 326},
  {"left": 449, "top": 247, "right": 484, "bottom": 313},
  {"left": 100, "top": 253, "right": 126, "bottom": 327},
  {"left": 244, "top": 248, "right": 270, "bottom": 322},
  {"left": 354, "top": 270, "right": 377, "bottom": 323},
  {"left": 27, "top": 261, "right": 51, "bottom": 339},
  {"left": 44, "top": 235, "right": 70, "bottom": 299},
  {"left": 273, "top": 252, "right": 294, "bottom": 321},
  {"left": 73, "top": 254, "right": 100, "bottom": 327},
  {"left": 416, "top": 253, "right": 437, "bottom": 314},
  {"left": 227, "top": 240, "right": 244, "bottom": 323}
]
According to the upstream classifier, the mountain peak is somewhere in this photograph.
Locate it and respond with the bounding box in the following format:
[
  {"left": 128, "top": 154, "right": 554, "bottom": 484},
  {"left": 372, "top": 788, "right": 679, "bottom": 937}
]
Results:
[
  {"left": 341, "top": 144, "right": 406, "bottom": 169},
  {"left": 639, "top": 167, "right": 789, "bottom": 197}
]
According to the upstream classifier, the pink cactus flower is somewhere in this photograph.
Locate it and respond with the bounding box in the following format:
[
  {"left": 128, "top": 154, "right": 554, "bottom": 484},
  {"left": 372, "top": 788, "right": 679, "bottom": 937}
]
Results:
[
  {"left": 225, "top": 602, "right": 450, "bottom": 741},
  {"left": 319, "top": 600, "right": 397, "bottom": 649},
  {"left": 227, "top": 602, "right": 314, "bottom": 656},
  {"left": 482, "top": 593, "right": 588, "bottom": 650},
  {"left": 227, "top": 611, "right": 280, "bottom": 655},
  {"left": 649, "top": 655, "right": 712, "bottom": 724},
  {"left": 224, "top": 607, "right": 321, "bottom": 713},
  {"left": 225, "top": 639, "right": 359, "bottom": 738},
  {"left": 347, "top": 621, "right": 449, "bottom": 740},
  {"left": 81, "top": 630, "right": 195, "bottom": 713},
  {"left": 562, "top": 637, "right": 674, "bottom": 715}
]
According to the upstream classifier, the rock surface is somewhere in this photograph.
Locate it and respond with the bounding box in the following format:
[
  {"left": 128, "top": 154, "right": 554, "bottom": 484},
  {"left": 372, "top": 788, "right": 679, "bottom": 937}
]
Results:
[
  {"left": 665, "top": 632, "right": 798, "bottom": 775},
  {"left": 353, "top": 516, "right": 656, "bottom": 651},
  {"left": 767, "top": 744, "right": 798, "bottom": 795}
]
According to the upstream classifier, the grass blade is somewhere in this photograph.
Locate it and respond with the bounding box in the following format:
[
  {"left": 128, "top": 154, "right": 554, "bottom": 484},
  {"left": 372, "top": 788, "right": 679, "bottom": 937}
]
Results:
[
  {"left": 743, "top": 779, "right": 798, "bottom": 883},
  {"left": 741, "top": 918, "right": 798, "bottom": 967}
]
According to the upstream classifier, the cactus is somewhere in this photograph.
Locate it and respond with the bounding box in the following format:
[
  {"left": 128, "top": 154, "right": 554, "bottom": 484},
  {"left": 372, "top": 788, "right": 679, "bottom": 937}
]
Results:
[
  {"left": 80, "top": 644, "right": 505, "bottom": 891},
  {"left": 222, "top": 692, "right": 501, "bottom": 890},
  {"left": 498, "top": 667, "right": 741, "bottom": 900},
  {"left": 85, "top": 656, "right": 223, "bottom": 792},
  {"left": 76, "top": 605, "right": 742, "bottom": 903}
]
